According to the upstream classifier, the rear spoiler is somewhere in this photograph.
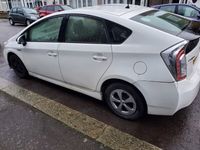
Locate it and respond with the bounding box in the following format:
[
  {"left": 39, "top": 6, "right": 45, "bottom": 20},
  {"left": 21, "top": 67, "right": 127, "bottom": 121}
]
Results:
[{"left": 177, "top": 31, "right": 200, "bottom": 54}]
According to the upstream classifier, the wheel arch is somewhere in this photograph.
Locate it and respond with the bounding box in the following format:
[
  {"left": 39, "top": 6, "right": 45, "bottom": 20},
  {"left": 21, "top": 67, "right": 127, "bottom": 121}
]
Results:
[
  {"left": 100, "top": 78, "right": 148, "bottom": 113},
  {"left": 7, "top": 52, "right": 21, "bottom": 67}
]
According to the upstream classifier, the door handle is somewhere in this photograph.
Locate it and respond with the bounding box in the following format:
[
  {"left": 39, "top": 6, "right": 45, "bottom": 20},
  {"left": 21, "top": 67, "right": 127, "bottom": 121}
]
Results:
[
  {"left": 92, "top": 55, "right": 107, "bottom": 61},
  {"left": 48, "top": 52, "right": 57, "bottom": 57}
]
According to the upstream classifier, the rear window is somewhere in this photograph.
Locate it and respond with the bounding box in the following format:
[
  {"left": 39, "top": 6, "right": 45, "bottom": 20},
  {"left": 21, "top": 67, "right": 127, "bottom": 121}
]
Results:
[{"left": 131, "top": 10, "right": 190, "bottom": 35}]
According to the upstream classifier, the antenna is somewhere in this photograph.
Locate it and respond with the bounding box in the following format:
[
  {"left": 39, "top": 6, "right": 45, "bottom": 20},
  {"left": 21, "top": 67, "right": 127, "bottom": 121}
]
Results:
[{"left": 126, "top": 0, "right": 130, "bottom": 9}]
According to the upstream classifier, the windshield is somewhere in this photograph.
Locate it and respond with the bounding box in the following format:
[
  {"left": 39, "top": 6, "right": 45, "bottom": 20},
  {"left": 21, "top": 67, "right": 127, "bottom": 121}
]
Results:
[
  {"left": 24, "top": 8, "right": 38, "bottom": 14},
  {"left": 131, "top": 10, "right": 190, "bottom": 35},
  {"left": 62, "top": 5, "right": 73, "bottom": 10}
]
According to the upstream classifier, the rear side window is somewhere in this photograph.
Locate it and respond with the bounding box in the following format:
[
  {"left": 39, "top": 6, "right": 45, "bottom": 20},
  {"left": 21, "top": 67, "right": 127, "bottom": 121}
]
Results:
[
  {"left": 177, "top": 6, "right": 199, "bottom": 18},
  {"left": 65, "top": 16, "right": 108, "bottom": 44},
  {"left": 41, "top": 6, "right": 47, "bottom": 11},
  {"left": 11, "top": 8, "right": 17, "bottom": 13},
  {"left": 47, "top": 6, "right": 54, "bottom": 11},
  {"left": 131, "top": 10, "right": 190, "bottom": 35},
  {"left": 106, "top": 21, "right": 132, "bottom": 44},
  {"left": 17, "top": 8, "right": 23, "bottom": 14},
  {"left": 55, "top": 6, "right": 63, "bottom": 11},
  {"left": 160, "top": 5, "right": 176, "bottom": 13}
]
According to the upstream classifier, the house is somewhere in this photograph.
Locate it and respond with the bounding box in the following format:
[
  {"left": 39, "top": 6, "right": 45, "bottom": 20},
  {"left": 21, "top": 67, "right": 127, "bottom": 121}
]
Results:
[{"left": 0, "top": 0, "right": 195, "bottom": 12}]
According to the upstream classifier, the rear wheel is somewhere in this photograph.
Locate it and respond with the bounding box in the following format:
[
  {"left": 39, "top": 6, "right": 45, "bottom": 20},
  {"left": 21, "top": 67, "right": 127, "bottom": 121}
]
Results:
[
  {"left": 104, "top": 83, "right": 146, "bottom": 120},
  {"left": 9, "top": 18, "right": 15, "bottom": 26},
  {"left": 9, "top": 55, "right": 29, "bottom": 78}
]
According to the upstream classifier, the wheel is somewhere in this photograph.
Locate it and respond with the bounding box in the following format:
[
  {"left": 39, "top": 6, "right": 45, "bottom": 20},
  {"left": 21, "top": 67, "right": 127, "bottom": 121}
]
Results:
[
  {"left": 9, "top": 55, "right": 29, "bottom": 78},
  {"left": 104, "top": 83, "right": 146, "bottom": 120},
  {"left": 9, "top": 18, "right": 15, "bottom": 26},
  {"left": 26, "top": 20, "right": 31, "bottom": 26}
]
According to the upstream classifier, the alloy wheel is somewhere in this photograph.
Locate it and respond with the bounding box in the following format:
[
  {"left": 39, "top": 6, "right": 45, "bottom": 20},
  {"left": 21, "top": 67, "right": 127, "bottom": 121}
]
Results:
[{"left": 110, "top": 89, "right": 137, "bottom": 115}]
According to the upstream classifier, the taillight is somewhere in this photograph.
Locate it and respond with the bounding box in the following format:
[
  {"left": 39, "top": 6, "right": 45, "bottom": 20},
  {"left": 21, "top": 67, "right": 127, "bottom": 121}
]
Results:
[
  {"left": 176, "top": 49, "right": 187, "bottom": 80},
  {"left": 161, "top": 41, "right": 188, "bottom": 81}
]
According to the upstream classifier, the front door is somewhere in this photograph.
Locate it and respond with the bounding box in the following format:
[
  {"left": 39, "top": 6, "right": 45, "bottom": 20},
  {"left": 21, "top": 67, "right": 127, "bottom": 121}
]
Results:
[
  {"left": 58, "top": 15, "right": 112, "bottom": 90},
  {"left": 21, "top": 16, "right": 64, "bottom": 81},
  {"left": 16, "top": 8, "right": 26, "bottom": 24}
]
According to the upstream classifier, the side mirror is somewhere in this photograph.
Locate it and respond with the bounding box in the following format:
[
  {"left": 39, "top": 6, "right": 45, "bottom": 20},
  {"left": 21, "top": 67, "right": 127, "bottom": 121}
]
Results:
[{"left": 17, "top": 34, "right": 27, "bottom": 46}]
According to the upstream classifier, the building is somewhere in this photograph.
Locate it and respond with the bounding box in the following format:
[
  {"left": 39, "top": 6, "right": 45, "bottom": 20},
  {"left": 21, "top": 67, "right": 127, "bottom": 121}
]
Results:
[{"left": 0, "top": 0, "right": 196, "bottom": 12}]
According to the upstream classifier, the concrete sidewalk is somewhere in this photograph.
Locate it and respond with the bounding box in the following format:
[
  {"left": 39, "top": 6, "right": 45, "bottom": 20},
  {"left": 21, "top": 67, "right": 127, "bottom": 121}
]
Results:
[
  {"left": 0, "top": 91, "right": 109, "bottom": 150},
  {"left": 0, "top": 77, "right": 160, "bottom": 150}
]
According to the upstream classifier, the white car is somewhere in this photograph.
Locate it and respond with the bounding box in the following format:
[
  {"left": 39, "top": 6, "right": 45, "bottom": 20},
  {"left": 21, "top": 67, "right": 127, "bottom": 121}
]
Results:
[{"left": 3, "top": 4, "right": 200, "bottom": 120}]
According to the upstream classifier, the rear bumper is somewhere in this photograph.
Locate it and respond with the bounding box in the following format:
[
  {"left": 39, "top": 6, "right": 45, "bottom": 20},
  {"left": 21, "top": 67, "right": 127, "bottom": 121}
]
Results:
[{"left": 135, "top": 56, "right": 200, "bottom": 116}]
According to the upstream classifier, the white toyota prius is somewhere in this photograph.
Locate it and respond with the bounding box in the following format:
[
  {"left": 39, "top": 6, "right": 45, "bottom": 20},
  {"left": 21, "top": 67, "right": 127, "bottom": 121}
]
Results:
[{"left": 3, "top": 4, "right": 200, "bottom": 120}]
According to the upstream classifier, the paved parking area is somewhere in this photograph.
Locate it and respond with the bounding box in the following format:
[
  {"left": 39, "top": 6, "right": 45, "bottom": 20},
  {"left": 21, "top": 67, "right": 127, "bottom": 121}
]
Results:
[{"left": 0, "top": 20, "right": 200, "bottom": 150}]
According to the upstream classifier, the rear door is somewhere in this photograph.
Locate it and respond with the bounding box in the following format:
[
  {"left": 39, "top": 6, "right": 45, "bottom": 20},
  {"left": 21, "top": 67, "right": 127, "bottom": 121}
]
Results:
[
  {"left": 58, "top": 15, "right": 112, "bottom": 90},
  {"left": 39, "top": 6, "right": 47, "bottom": 17}
]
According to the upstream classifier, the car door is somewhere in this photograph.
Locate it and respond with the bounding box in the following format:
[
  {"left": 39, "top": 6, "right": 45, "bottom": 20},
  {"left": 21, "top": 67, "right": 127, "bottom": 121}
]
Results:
[
  {"left": 177, "top": 5, "right": 199, "bottom": 20},
  {"left": 20, "top": 16, "right": 64, "bottom": 81},
  {"left": 58, "top": 15, "right": 112, "bottom": 90},
  {"left": 17, "top": 8, "right": 26, "bottom": 24},
  {"left": 39, "top": 6, "right": 47, "bottom": 17},
  {"left": 10, "top": 8, "right": 17, "bottom": 22}
]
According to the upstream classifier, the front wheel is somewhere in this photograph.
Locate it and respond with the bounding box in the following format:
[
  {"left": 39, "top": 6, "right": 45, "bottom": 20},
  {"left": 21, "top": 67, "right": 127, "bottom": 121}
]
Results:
[
  {"left": 9, "top": 55, "right": 29, "bottom": 78},
  {"left": 26, "top": 20, "right": 31, "bottom": 26},
  {"left": 104, "top": 83, "right": 146, "bottom": 120},
  {"left": 9, "top": 18, "right": 15, "bottom": 25}
]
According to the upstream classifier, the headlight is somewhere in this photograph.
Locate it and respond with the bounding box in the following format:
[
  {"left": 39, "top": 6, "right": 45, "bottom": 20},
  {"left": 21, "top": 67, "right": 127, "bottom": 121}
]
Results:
[{"left": 30, "top": 16, "right": 37, "bottom": 20}]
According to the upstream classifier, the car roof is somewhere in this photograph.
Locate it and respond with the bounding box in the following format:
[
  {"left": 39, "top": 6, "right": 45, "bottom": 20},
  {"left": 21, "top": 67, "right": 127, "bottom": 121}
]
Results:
[{"left": 56, "top": 4, "right": 154, "bottom": 18}]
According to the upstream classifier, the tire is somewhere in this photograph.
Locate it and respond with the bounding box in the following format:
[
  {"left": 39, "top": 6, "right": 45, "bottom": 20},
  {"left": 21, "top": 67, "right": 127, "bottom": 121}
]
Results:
[
  {"left": 9, "top": 55, "right": 29, "bottom": 78},
  {"left": 26, "top": 20, "right": 31, "bottom": 26},
  {"left": 9, "top": 18, "right": 15, "bottom": 26},
  {"left": 104, "top": 83, "right": 146, "bottom": 120}
]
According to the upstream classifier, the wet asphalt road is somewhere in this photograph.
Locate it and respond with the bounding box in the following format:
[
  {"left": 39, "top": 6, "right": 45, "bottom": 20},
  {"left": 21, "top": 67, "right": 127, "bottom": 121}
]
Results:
[{"left": 0, "top": 20, "right": 200, "bottom": 150}]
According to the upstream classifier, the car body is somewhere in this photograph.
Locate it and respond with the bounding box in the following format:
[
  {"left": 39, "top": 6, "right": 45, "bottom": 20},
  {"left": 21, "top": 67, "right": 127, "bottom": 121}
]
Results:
[
  {"left": 3, "top": 4, "right": 200, "bottom": 120},
  {"left": 153, "top": 3, "right": 200, "bottom": 35},
  {"left": 152, "top": 3, "right": 200, "bottom": 21},
  {"left": 8, "top": 7, "right": 39, "bottom": 26},
  {"left": 37, "top": 4, "right": 72, "bottom": 17}
]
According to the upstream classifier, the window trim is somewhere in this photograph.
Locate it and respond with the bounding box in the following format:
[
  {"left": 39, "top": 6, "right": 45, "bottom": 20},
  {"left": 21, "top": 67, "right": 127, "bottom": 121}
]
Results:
[{"left": 60, "top": 14, "right": 110, "bottom": 44}]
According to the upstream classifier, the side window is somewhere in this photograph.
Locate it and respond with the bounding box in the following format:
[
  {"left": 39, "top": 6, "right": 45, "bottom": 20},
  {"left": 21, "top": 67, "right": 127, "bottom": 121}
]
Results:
[
  {"left": 55, "top": 6, "right": 63, "bottom": 11},
  {"left": 17, "top": 8, "right": 23, "bottom": 14},
  {"left": 106, "top": 21, "right": 132, "bottom": 44},
  {"left": 178, "top": 6, "right": 199, "bottom": 18},
  {"left": 47, "top": 6, "right": 54, "bottom": 11},
  {"left": 27, "top": 17, "right": 63, "bottom": 42},
  {"left": 160, "top": 5, "right": 176, "bottom": 13},
  {"left": 65, "top": 16, "right": 108, "bottom": 44},
  {"left": 41, "top": 6, "right": 47, "bottom": 11},
  {"left": 12, "top": 8, "right": 17, "bottom": 13}
]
